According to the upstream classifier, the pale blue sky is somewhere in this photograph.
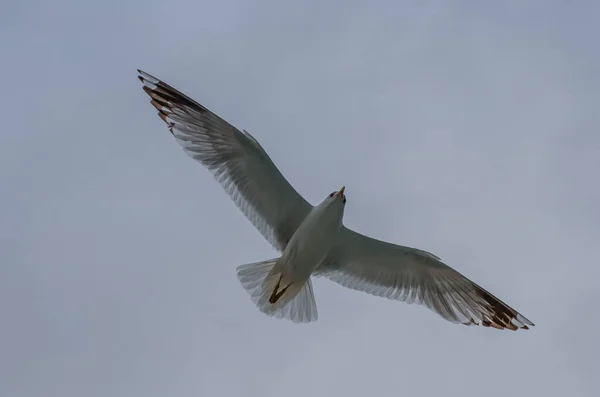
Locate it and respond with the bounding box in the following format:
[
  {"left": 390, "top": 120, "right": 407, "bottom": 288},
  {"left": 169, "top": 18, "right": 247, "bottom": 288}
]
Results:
[{"left": 1, "top": 1, "right": 599, "bottom": 396}]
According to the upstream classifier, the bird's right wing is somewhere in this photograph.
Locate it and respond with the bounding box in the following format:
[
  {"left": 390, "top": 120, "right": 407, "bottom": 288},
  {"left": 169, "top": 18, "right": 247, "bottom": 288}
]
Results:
[
  {"left": 318, "top": 227, "right": 534, "bottom": 330},
  {"left": 137, "top": 70, "right": 313, "bottom": 251}
]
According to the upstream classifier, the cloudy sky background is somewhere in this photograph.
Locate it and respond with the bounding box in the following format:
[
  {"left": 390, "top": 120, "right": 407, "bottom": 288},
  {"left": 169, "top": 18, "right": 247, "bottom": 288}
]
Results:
[{"left": 2, "top": 1, "right": 599, "bottom": 396}]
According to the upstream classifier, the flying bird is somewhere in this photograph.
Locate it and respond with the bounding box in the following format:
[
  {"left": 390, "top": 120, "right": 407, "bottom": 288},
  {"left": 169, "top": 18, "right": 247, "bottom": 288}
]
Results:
[{"left": 137, "top": 69, "right": 534, "bottom": 330}]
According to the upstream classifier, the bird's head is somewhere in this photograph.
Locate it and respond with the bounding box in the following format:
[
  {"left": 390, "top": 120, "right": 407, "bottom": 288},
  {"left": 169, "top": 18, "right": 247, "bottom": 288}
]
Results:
[
  {"left": 315, "top": 185, "right": 346, "bottom": 226},
  {"left": 327, "top": 186, "right": 346, "bottom": 204}
]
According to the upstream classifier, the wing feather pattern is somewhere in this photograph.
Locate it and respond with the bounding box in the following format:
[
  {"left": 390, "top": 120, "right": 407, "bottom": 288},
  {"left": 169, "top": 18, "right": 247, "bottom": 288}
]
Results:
[
  {"left": 137, "top": 70, "right": 313, "bottom": 251},
  {"left": 319, "top": 227, "right": 534, "bottom": 330}
]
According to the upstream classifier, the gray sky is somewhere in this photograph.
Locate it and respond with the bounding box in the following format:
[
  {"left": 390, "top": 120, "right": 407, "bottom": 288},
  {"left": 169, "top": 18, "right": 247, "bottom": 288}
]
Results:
[{"left": 2, "top": 1, "right": 599, "bottom": 396}]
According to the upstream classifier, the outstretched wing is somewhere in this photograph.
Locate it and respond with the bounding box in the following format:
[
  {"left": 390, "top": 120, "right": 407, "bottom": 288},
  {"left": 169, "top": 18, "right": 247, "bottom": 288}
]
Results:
[
  {"left": 318, "top": 227, "right": 534, "bottom": 330},
  {"left": 137, "top": 70, "right": 313, "bottom": 251}
]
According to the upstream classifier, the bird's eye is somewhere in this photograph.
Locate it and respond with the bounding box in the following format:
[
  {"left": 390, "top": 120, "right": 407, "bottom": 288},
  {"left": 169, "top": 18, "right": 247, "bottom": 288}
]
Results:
[
  {"left": 329, "top": 192, "right": 335, "bottom": 198},
  {"left": 343, "top": 197, "right": 346, "bottom": 204}
]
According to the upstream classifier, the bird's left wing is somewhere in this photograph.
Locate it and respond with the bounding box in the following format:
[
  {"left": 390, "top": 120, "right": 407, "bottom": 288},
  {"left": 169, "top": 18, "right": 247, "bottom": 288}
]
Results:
[
  {"left": 137, "top": 70, "right": 313, "bottom": 252},
  {"left": 317, "top": 226, "right": 534, "bottom": 330}
]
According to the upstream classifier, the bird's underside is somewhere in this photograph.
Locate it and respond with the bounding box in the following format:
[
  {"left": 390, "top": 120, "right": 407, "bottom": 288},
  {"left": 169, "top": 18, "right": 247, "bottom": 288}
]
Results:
[{"left": 137, "top": 69, "right": 534, "bottom": 331}]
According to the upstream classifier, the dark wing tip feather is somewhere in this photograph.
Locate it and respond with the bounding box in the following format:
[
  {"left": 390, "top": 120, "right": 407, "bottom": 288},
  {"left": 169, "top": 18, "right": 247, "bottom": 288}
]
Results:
[
  {"left": 137, "top": 69, "right": 211, "bottom": 139},
  {"left": 142, "top": 85, "right": 154, "bottom": 97},
  {"left": 138, "top": 70, "right": 202, "bottom": 105},
  {"left": 465, "top": 285, "right": 534, "bottom": 331},
  {"left": 149, "top": 99, "right": 164, "bottom": 112},
  {"left": 137, "top": 69, "right": 206, "bottom": 116}
]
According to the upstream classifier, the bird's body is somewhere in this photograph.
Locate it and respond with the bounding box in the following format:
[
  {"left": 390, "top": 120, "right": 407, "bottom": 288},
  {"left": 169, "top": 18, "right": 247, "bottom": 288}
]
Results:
[
  {"left": 280, "top": 189, "right": 345, "bottom": 280},
  {"left": 137, "top": 69, "right": 534, "bottom": 330},
  {"left": 237, "top": 188, "right": 346, "bottom": 321}
]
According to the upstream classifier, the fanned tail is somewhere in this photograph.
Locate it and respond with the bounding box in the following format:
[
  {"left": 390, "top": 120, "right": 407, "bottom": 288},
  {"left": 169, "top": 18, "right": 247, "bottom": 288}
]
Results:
[{"left": 236, "top": 258, "right": 318, "bottom": 323}]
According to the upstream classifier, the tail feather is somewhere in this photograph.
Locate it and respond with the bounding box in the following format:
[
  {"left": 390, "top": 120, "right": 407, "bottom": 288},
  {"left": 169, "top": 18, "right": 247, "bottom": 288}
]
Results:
[{"left": 236, "top": 258, "right": 318, "bottom": 323}]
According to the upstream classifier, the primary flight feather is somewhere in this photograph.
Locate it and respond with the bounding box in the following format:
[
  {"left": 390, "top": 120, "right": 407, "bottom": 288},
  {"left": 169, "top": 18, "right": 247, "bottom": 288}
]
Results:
[{"left": 137, "top": 69, "right": 534, "bottom": 330}]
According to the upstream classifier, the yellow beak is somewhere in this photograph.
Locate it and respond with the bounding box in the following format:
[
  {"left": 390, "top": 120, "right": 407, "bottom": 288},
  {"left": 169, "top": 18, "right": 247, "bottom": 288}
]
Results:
[{"left": 333, "top": 186, "right": 345, "bottom": 199}]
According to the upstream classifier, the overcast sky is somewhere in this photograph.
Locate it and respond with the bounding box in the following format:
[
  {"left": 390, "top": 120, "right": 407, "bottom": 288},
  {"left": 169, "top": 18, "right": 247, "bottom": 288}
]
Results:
[{"left": 2, "top": 1, "right": 599, "bottom": 396}]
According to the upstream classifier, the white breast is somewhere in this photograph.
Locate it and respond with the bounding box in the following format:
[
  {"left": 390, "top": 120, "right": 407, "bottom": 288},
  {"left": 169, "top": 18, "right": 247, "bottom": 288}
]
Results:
[{"left": 280, "top": 203, "right": 343, "bottom": 280}]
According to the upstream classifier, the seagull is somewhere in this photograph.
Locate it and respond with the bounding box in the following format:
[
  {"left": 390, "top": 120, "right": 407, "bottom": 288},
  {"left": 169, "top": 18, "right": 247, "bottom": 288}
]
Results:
[{"left": 137, "top": 69, "right": 534, "bottom": 330}]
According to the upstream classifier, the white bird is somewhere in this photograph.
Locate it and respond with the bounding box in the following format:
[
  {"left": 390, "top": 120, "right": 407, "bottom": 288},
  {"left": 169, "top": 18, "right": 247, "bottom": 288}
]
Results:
[{"left": 137, "top": 69, "right": 534, "bottom": 330}]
